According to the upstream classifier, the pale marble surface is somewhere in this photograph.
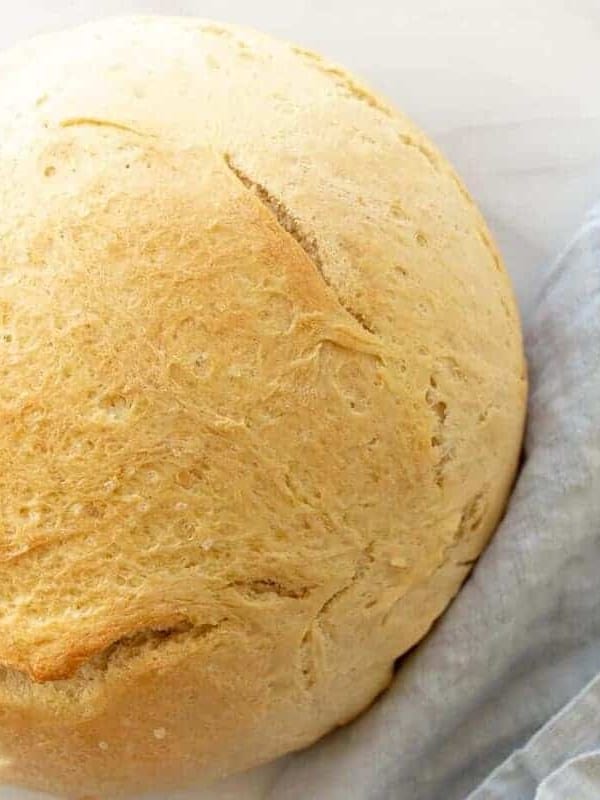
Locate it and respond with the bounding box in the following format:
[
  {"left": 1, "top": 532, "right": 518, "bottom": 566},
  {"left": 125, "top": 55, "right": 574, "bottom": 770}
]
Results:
[{"left": 0, "top": 1, "right": 598, "bottom": 798}]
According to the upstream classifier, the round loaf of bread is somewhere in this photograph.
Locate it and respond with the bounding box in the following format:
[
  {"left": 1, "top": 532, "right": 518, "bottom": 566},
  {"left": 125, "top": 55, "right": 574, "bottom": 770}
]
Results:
[{"left": 0, "top": 16, "right": 526, "bottom": 797}]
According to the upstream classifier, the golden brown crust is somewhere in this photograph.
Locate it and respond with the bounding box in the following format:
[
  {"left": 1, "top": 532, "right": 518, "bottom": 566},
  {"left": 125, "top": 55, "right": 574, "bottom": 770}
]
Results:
[{"left": 0, "top": 16, "right": 526, "bottom": 797}]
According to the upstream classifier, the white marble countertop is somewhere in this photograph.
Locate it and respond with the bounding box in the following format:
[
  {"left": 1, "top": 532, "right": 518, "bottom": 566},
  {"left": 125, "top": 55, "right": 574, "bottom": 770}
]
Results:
[{"left": 1, "top": 1, "right": 599, "bottom": 798}]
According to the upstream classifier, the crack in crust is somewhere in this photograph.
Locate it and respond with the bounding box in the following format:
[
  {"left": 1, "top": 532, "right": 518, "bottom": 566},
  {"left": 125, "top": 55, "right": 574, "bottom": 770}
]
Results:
[
  {"left": 88, "top": 619, "right": 223, "bottom": 673},
  {"left": 0, "top": 619, "right": 227, "bottom": 684},
  {"left": 59, "top": 117, "right": 153, "bottom": 138},
  {"left": 290, "top": 46, "right": 393, "bottom": 117},
  {"left": 230, "top": 578, "right": 310, "bottom": 600},
  {"left": 299, "top": 543, "right": 375, "bottom": 689},
  {"left": 223, "top": 153, "right": 376, "bottom": 335}
]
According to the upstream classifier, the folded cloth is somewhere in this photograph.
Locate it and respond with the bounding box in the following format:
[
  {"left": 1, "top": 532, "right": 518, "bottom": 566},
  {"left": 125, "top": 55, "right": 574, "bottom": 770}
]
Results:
[
  {"left": 269, "top": 202, "right": 600, "bottom": 800},
  {"left": 468, "top": 671, "right": 600, "bottom": 799}
]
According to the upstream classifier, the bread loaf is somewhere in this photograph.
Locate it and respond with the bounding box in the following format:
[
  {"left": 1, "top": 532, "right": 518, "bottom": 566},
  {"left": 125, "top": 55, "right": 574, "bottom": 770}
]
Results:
[{"left": 0, "top": 16, "right": 526, "bottom": 797}]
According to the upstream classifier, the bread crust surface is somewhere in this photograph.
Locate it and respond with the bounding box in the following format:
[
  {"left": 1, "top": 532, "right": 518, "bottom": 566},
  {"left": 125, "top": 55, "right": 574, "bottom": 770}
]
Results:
[{"left": 0, "top": 16, "right": 526, "bottom": 797}]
